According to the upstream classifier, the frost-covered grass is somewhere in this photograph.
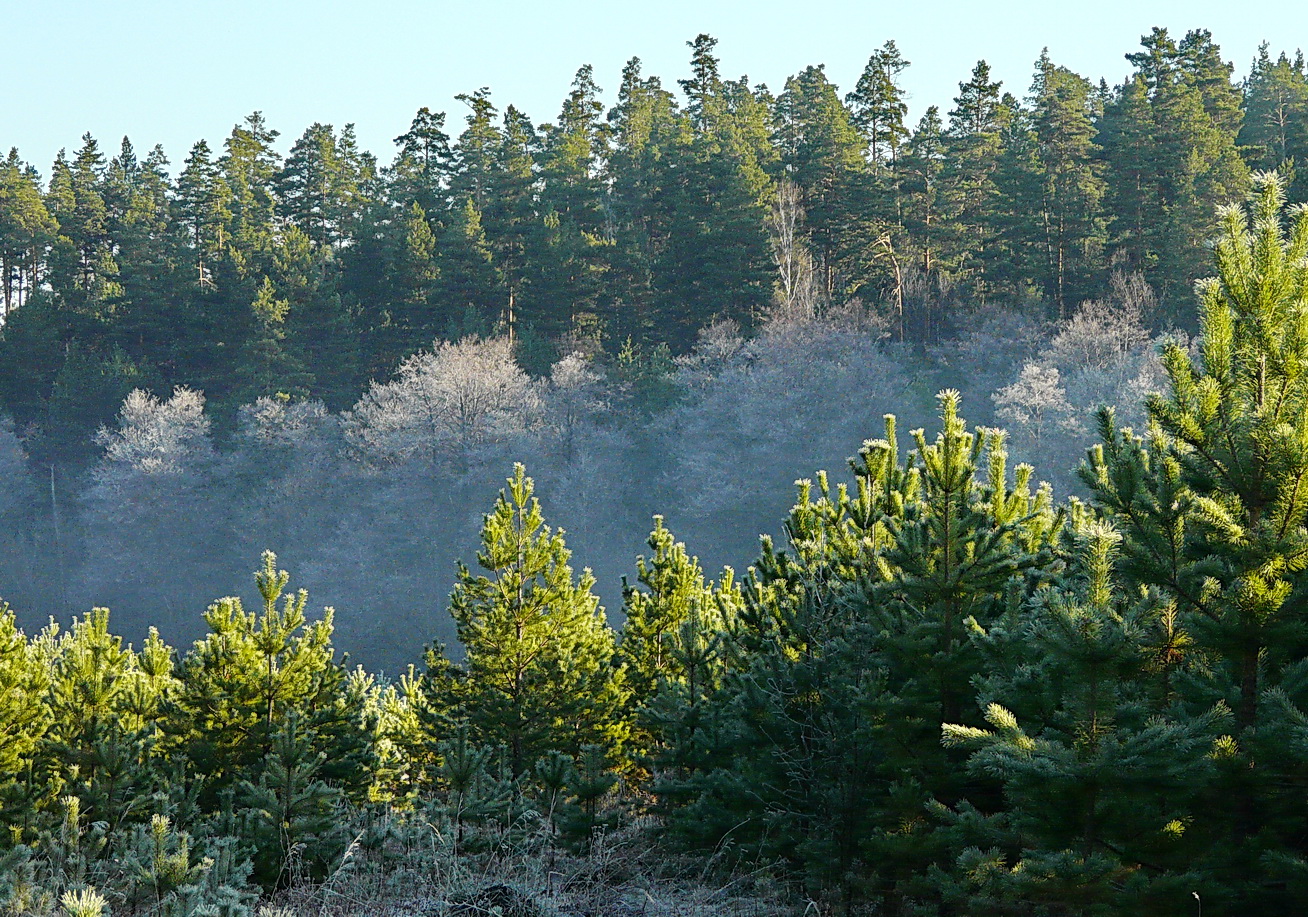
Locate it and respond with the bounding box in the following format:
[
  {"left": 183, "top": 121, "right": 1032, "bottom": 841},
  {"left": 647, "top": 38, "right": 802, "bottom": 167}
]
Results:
[{"left": 264, "top": 819, "right": 798, "bottom": 917}]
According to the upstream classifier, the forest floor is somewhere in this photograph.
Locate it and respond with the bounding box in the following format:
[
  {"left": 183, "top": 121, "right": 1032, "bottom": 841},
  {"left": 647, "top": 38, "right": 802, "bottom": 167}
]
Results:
[{"left": 264, "top": 822, "right": 801, "bottom": 917}]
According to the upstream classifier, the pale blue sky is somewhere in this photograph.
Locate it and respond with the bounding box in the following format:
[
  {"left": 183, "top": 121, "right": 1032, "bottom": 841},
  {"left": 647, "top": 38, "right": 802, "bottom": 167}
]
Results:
[{"left": 6, "top": 0, "right": 1305, "bottom": 172}]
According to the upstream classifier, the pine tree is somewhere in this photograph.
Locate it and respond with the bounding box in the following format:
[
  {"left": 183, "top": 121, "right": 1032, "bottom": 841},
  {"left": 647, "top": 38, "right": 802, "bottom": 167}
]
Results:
[
  {"left": 996, "top": 51, "right": 1106, "bottom": 317},
  {"left": 174, "top": 140, "right": 232, "bottom": 289},
  {"left": 549, "top": 743, "right": 618, "bottom": 850},
  {"left": 939, "top": 61, "right": 1010, "bottom": 302},
  {"left": 220, "top": 111, "right": 281, "bottom": 267},
  {"left": 774, "top": 64, "right": 874, "bottom": 304},
  {"left": 118, "top": 813, "right": 211, "bottom": 912},
  {"left": 617, "top": 516, "right": 735, "bottom": 772},
  {"left": 486, "top": 105, "right": 541, "bottom": 342},
  {"left": 434, "top": 723, "right": 513, "bottom": 851},
  {"left": 438, "top": 464, "right": 628, "bottom": 777},
  {"left": 940, "top": 521, "right": 1218, "bottom": 915},
  {"left": 1239, "top": 45, "right": 1308, "bottom": 198},
  {"left": 391, "top": 106, "right": 452, "bottom": 213},
  {"left": 276, "top": 123, "right": 342, "bottom": 247},
  {"left": 1101, "top": 29, "right": 1250, "bottom": 317},
  {"left": 165, "top": 553, "right": 369, "bottom": 809},
  {"left": 45, "top": 608, "right": 170, "bottom": 832},
  {"left": 231, "top": 276, "right": 312, "bottom": 404},
  {"left": 1084, "top": 172, "right": 1308, "bottom": 910},
  {"left": 450, "top": 88, "right": 501, "bottom": 211},
  {"left": 847, "top": 41, "right": 911, "bottom": 175},
  {"left": 674, "top": 397, "right": 1062, "bottom": 909},
  {"left": 0, "top": 150, "right": 57, "bottom": 318},
  {"left": 0, "top": 604, "right": 50, "bottom": 844},
  {"left": 438, "top": 196, "right": 500, "bottom": 335},
  {"left": 54, "top": 134, "right": 119, "bottom": 310},
  {"left": 619, "top": 517, "right": 721, "bottom": 707},
  {"left": 899, "top": 106, "right": 949, "bottom": 339},
  {"left": 604, "top": 60, "right": 686, "bottom": 344},
  {"left": 237, "top": 714, "right": 345, "bottom": 889}
]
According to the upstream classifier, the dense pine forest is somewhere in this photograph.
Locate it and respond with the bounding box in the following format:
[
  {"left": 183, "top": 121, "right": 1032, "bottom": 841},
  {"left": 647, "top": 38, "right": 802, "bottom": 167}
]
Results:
[{"left": 5, "top": 27, "right": 1308, "bottom": 916}]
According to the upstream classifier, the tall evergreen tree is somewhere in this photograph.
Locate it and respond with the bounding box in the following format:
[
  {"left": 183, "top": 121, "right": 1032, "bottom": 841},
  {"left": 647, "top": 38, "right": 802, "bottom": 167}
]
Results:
[
  {"left": 0, "top": 151, "right": 57, "bottom": 318},
  {"left": 220, "top": 111, "right": 281, "bottom": 269},
  {"left": 1101, "top": 28, "right": 1250, "bottom": 317},
  {"left": 847, "top": 41, "right": 911, "bottom": 175},
  {"left": 996, "top": 51, "right": 1107, "bottom": 316},
  {"left": 174, "top": 140, "right": 231, "bottom": 289},
  {"left": 391, "top": 105, "right": 452, "bottom": 212},
  {"left": 940, "top": 61, "right": 1010, "bottom": 301},
  {"left": 1240, "top": 45, "right": 1308, "bottom": 197},
  {"left": 774, "top": 64, "right": 874, "bottom": 304}
]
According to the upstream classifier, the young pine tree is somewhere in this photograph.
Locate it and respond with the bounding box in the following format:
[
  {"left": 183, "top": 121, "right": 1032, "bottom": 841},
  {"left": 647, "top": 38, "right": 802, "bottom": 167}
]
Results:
[
  {"left": 164, "top": 552, "right": 370, "bottom": 808},
  {"left": 237, "top": 714, "right": 345, "bottom": 889},
  {"left": 438, "top": 463, "right": 629, "bottom": 777},
  {"left": 617, "top": 516, "right": 736, "bottom": 770},
  {"left": 1084, "top": 172, "right": 1308, "bottom": 910},
  {"left": 940, "top": 521, "right": 1219, "bottom": 915}
]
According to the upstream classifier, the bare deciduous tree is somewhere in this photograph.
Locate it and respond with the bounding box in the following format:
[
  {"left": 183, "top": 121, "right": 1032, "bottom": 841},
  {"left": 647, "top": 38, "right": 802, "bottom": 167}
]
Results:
[
  {"left": 542, "top": 352, "right": 606, "bottom": 463},
  {"left": 673, "top": 320, "right": 747, "bottom": 393},
  {"left": 767, "top": 180, "right": 820, "bottom": 325},
  {"left": 94, "top": 387, "right": 213, "bottom": 479},
  {"left": 992, "top": 363, "right": 1079, "bottom": 448},
  {"left": 670, "top": 320, "right": 914, "bottom": 529},
  {"left": 1049, "top": 272, "right": 1153, "bottom": 374},
  {"left": 238, "top": 396, "right": 332, "bottom": 448},
  {"left": 344, "top": 336, "right": 540, "bottom": 467}
]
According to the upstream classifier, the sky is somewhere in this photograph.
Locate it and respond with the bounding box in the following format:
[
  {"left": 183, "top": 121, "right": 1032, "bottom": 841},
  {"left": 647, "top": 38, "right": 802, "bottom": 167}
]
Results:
[{"left": 5, "top": 0, "right": 1307, "bottom": 173}]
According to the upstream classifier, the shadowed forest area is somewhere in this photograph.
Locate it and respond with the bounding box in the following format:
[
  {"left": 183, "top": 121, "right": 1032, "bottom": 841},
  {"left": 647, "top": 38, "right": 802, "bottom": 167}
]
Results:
[{"left": 4, "top": 27, "right": 1308, "bottom": 917}]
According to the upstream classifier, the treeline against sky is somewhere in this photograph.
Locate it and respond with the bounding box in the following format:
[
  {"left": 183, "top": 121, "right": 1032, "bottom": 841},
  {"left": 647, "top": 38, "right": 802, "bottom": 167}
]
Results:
[
  {"left": 0, "top": 28, "right": 1303, "bottom": 463},
  {"left": 3, "top": 177, "right": 1308, "bottom": 916}
]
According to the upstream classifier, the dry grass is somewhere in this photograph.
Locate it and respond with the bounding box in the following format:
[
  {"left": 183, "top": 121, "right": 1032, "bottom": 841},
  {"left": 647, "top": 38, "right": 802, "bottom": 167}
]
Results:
[{"left": 260, "top": 815, "right": 805, "bottom": 917}]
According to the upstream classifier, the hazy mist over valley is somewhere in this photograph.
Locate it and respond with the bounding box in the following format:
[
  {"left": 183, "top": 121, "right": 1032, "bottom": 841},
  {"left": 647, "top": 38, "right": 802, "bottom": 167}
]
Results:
[{"left": 0, "top": 295, "right": 1162, "bottom": 670}]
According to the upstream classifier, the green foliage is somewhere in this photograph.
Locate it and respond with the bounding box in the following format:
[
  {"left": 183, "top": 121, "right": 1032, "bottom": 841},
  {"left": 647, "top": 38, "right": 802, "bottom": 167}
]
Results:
[
  {"left": 237, "top": 715, "right": 345, "bottom": 888},
  {"left": 435, "top": 725, "right": 513, "bottom": 851},
  {"left": 618, "top": 516, "right": 737, "bottom": 783},
  {"left": 1081, "top": 172, "right": 1308, "bottom": 911},
  {"left": 0, "top": 30, "right": 1280, "bottom": 454},
  {"left": 164, "top": 552, "right": 369, "bottom": 810},
  {"left": 7, "top": 37, "right": 1308, "bottom": 914},
  {"left": 437, "top": 464, "right": 629, "bottom": 777},
  {"left": 940, "top": 521, "right": 1219, "bottom": 914},
  {"left": 667, "top": 395, "right": 1063, "bottom": 907}
]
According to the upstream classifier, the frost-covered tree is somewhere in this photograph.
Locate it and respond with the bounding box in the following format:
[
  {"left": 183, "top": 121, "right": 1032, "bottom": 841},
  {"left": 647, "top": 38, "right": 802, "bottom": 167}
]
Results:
[
  {"left": 1047, "top": 272, "right": 1154, "bottom": 374},
  {"left": 767, "top": 180, "right": 820, "bottom": 325},
  {"left": 541, "top": 352, "right": 605, "bottom": 464},
  {"left": 236, "top": 395, "right": 332, "bottom": 449},
  {"left": 93, "top": 388, "right": 213, "bottom": 480},
  {"left": 992, "top": 362, "right": 1078, "bottom": 448},
  {"left": 668, "top": 317, "right": 913, "bottom": 554},
  {"left": 526, "top": 351, "right": 644, "bottom": 587},
  {"left": 344, "top": 336, "right": 539, "bottom": 468},
  {"left": 80, "top": 388, "right": 222, "bottom": 618}
]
